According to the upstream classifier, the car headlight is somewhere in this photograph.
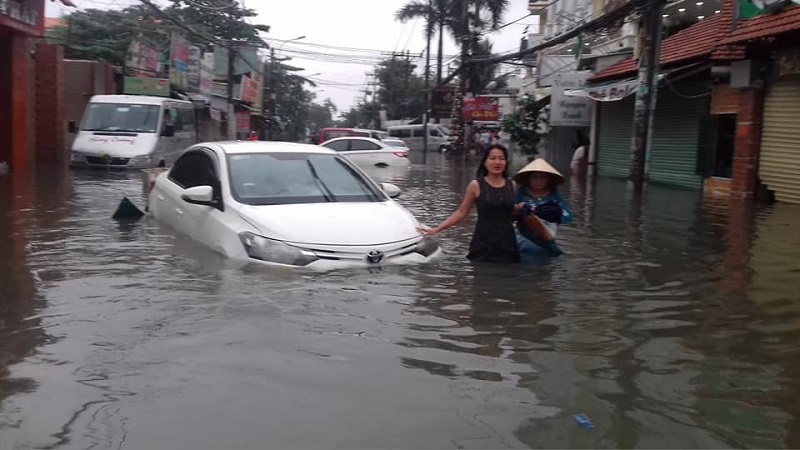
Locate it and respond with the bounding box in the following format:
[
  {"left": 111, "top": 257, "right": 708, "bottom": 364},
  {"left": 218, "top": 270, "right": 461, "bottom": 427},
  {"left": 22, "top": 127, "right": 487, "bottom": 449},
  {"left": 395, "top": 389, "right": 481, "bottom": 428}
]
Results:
[
  {"left": 70, "top": 151, "right": 84, "bottom": 162},
  {"left": 414, "top": 236, "right": 440, "bottom": 257},
  {"left": 239, "top": 232, "right": 319, "bottom": 266}
]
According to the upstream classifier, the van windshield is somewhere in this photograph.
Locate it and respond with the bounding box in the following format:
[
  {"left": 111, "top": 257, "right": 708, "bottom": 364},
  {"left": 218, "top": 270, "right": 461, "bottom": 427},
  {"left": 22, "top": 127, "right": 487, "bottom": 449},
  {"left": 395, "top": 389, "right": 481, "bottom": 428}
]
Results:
[{"left": 81, "top": 103, "right": 160, "bottom": 133}]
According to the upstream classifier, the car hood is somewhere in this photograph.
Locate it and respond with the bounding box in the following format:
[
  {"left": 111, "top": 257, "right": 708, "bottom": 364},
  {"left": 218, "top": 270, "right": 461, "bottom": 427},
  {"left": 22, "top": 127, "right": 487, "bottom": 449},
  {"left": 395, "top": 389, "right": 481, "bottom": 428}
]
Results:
[{"left": 237, "top": 201, "right": 421, "bottom": 245}]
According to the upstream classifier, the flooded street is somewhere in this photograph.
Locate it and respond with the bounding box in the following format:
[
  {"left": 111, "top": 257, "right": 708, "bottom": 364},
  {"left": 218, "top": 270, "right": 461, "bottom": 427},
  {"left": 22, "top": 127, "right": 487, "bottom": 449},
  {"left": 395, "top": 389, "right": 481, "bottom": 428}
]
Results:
[{"left": 1, "top": 154, "right": 799, "bottom": 449}]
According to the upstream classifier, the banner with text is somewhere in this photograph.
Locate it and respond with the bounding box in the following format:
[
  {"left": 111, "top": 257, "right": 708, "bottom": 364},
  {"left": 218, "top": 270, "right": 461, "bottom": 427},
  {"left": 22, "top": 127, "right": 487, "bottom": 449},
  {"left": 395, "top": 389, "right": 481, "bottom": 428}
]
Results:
[
  {"left": 169, "top": 33, "right": 190, "bottom": 91},
  {"left": 463, "top": 96, "right": 499, "bottom": 122},
  {"left": 549, "top": 72, "right": 591, "bottom": 127}
]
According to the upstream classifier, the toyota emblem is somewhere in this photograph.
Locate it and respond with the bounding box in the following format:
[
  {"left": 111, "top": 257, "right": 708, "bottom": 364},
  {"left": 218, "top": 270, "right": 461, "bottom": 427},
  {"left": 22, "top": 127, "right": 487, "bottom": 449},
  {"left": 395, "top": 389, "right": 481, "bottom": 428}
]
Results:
[{"left": 366, "top": 250, "right": 384, "bottom": 264}]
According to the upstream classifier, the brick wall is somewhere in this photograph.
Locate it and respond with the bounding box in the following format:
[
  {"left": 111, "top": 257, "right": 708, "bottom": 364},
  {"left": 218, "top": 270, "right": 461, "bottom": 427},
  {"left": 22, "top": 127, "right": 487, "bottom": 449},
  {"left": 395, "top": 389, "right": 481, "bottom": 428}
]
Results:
[
  {"left": 710, "top": 84, "right": 740, "bottom": 114},
  {"left": 730, "top": 87, "right": 764, "bottom": 200},
  {"left": 34, "top": 43, "right": 65, "bottom": 163},
  {"left": 63, "top": 60, "right": 116, "bottom": 150},
  {"left": 0, "top": 36, "right": 34, "bottom": 172}
]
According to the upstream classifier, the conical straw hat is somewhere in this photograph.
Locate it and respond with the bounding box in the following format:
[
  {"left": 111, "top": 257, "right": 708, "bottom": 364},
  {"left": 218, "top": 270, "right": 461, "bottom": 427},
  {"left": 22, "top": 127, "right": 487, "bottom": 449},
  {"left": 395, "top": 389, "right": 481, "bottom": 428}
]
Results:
[{"left": 513, "top": 158, "right": 564, "bottom": 185}]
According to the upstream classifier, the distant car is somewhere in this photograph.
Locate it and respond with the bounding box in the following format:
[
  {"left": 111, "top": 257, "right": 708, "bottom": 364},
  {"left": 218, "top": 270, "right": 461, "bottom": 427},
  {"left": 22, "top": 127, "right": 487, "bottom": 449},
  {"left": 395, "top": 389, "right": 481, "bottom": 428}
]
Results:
[
  {"left": 147, "top": 141, "right": 440, "bottom": 269},
  {"left": 382, "top": 137, "right": 411, "bottom": 152},
  {"left": 319, "top": 137, "right": 410, "bottom": 168}
]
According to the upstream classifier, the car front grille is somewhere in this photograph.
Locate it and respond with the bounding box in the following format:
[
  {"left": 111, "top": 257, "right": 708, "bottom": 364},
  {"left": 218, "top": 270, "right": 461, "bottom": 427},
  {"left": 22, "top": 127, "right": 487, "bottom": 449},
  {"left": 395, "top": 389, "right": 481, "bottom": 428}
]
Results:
[{"left": 86, "top": 156, "right": 131, "bottom": 166}]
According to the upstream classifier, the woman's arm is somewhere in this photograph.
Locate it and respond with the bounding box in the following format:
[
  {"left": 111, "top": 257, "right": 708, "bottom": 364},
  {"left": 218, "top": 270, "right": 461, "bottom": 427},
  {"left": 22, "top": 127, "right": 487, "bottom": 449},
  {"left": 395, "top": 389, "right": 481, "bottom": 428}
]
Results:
[
  {"left": 555, "top": 191, "right": 573, "bottom": 225},
  {"left": 419, "top": 180, "right": 479, "bottom": 235}
]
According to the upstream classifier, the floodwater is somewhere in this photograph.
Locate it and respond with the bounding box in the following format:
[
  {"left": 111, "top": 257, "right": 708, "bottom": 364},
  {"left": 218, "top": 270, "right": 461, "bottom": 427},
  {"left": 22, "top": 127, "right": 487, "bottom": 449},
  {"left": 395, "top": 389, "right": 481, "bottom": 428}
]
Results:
[{"left": 1, "top": 153, "right": 799, "bottom": 449}]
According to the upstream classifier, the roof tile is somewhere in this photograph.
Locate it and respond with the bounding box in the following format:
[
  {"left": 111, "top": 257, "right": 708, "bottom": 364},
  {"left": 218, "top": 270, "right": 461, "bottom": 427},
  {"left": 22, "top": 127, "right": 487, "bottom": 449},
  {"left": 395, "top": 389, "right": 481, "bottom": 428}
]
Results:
[
  {"left": 590, "top": 14, "right": 727, "bottom": 82},
  {"left": 720, "top": 4, "right": 800, "bottom": 44}
]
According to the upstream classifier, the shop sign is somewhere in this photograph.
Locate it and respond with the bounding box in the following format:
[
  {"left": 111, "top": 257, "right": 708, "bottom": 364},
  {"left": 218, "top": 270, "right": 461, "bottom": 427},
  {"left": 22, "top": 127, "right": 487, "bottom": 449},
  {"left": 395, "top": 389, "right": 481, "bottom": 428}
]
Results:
[
  {"left": 199, "top": 52, "right": 214, "bottom": 100},
  {"left": 431, "top": 86, "right": 455, "bottom": 119},
  {"left": 169, "top": 33, "right": 190, "bottom": 91},
  {"left": 463, "top": 96, "right": 499, "bottom": 122},
  {"left": 187, "top": 46, "right": 200, "bottom": 90},
  {"left": 239, "top": 74, "right": 258, "bottom": 104},
  {"left": 550, "top": 73, "right": 591, "bottom": 127},
  {"left": 0, "top": 0, "right": 44, "bottom": 36},
  {"left": 123, "top": 77, "right": 170, "bottom": 97},
  {"left": 235, "top": 111, "right": 251, "bottom": 134},
  {"left": 125, "top": 40, "right": 160, "bottom": 77}
]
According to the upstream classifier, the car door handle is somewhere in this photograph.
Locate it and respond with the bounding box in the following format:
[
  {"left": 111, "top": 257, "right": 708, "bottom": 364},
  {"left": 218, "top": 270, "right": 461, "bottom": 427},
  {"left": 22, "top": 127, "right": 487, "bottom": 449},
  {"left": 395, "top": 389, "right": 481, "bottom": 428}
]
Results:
[
  {"left": 157, "top": 194, "right": 165, "bottom": 201},
  {"left": 175, "top": 208, "right": 184, "bottom": 216}
]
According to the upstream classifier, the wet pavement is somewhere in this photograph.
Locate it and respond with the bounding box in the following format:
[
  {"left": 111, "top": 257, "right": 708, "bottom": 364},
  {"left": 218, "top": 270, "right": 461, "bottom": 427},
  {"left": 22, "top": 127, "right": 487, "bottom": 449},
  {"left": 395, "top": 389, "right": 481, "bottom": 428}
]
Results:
[{"left": 1, "top": 153, "right": 799, "bottom": 449}]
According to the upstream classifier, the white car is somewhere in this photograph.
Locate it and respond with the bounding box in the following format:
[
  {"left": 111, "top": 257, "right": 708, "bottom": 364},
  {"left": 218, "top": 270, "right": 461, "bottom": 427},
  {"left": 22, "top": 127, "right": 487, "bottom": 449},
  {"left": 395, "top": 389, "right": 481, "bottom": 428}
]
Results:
[
  {"left": 382, "top": 137, "right": 412, "bottom": 152},
  {"left": 319, "top": 137, "right": 410, "bottom": 168},
  {"left": 147, "top": 141, "right": 440, "bottom": 269}
]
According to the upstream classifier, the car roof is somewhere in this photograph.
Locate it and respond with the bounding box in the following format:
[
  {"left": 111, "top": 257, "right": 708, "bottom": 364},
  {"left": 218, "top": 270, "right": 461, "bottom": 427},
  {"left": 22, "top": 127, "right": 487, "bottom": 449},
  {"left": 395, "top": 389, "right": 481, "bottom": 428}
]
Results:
[
  {"left": 321, "top": 136, "right": 383, "bottom": 144},
  {"left": 202, "top": 141, "right": 337, "bottom": 155},
  {"left": 90, "top": 95, "right": 190, "bottom": 105}
]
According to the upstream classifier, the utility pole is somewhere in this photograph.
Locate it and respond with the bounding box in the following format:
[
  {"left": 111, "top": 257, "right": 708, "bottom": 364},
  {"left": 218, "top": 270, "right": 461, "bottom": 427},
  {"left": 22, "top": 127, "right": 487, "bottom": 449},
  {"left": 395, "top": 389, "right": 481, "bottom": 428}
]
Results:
[
  {"left": 266, "top": 47, "right": 275, "bottom": 140},
  {"left": 453, "top": 0, "right": 469, "bottom": 154},
  {"left": 628, "top": 0, "right": 666, "bottom": 192},
  {"left": 227, "top": 42, "right": 236, "bottom": 140},
  {"left": 422, "top": 0, "right": 432, "bottom": 157}
]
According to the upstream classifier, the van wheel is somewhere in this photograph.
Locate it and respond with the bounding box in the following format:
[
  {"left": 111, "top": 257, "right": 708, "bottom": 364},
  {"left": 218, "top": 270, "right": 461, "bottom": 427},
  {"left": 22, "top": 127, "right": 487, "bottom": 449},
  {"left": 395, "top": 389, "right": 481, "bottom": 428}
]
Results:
[{"left": 157, "top": 160, "right": 166, "bottom": 168}]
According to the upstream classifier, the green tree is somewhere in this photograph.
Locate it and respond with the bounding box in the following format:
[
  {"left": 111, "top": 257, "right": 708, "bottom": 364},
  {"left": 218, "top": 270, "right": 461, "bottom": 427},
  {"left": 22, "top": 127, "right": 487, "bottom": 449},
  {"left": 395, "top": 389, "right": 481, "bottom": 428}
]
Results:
[
  {"left": 46, "top": 1, "right": 270, "bottom": 66},
  {"left": 271, "top": 63, "right": 317, "bottom": 141},
  {"left": 375, "top": 56, "right": 425, "bottom": 120},
  {"left": 307, "top": 99, "right": 337, "bottom": 133},
  {"left": 502, "top": 96, "right": 546, "bottom": 156},
  {"left": 395, "top": 0, "right": 450, "bottom": 83},
  {"left": 338, "top": 102, "right": 381, "bottom": 129}
]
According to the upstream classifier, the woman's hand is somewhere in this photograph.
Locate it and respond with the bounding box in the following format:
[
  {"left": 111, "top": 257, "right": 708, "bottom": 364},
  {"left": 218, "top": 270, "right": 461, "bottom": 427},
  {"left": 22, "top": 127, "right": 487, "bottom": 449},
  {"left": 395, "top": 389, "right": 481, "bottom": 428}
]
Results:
[
  {"left": 513, "top": 202, "right": 525, "bottom": 213},
  {"left": 417, "top": 226, "right": 437, "bottom": 236}
]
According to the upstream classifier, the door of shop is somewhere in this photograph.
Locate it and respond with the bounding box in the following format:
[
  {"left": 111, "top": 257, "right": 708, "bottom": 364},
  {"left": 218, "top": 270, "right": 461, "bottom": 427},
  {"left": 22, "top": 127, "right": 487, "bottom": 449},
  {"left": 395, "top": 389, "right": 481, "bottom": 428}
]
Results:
[
  {"left": 596, "top": 97, "right": 634, "bottom": 179},
  {"left": 759, "top": 80, "right": 800, "bottom": 204},
  {"left": 648, "top": 81, "right": 711, "bottom": 189}
]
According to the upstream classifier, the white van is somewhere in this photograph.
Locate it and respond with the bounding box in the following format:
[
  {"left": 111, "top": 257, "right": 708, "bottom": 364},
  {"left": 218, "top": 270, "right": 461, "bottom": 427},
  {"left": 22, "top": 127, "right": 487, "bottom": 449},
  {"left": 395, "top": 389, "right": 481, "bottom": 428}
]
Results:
[
  {"left": 386, "top": 124, "right": 453, "bottom": 152},
  {"left": 69, "top": 95, "right": 198, "bottom": 169}
]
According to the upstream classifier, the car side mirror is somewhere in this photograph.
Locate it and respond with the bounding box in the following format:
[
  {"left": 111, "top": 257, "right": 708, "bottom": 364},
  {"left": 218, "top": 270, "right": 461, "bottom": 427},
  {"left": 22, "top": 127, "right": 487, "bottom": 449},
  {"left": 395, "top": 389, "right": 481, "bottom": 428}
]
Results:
[
  {"left": 162, "top": 124, "right": 175, "bottom": 137},
  {"left": 68, "top": 121, "right": 77, "bottom": 133},
  {"left": 181, "top": 185, "right": 214, "bottom": 204},
  {"left": 380, "top": 182, "right": 401, "bottom": 199}
]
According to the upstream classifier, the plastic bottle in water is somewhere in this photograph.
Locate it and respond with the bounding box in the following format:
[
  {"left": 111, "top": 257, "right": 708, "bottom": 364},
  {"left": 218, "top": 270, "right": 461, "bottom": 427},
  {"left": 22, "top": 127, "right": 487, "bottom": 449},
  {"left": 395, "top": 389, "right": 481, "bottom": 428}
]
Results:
[{"left": 573, "top": 414, "right": 594, "bottom": 430}]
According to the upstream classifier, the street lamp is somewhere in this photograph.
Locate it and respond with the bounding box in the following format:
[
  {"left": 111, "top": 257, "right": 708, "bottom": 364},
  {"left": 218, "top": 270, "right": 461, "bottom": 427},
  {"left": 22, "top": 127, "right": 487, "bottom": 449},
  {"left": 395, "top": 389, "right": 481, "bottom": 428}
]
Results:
[{"left": 267, "top": 35, "right": 306, "bottom": 140}]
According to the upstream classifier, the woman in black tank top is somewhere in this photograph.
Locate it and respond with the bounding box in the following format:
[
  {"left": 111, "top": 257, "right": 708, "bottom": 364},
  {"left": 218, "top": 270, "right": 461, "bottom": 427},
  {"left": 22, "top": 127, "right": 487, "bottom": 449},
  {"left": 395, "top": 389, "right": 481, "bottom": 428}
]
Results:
[{"left": 418, "top": 144, "right": 521, "bottom": 263}]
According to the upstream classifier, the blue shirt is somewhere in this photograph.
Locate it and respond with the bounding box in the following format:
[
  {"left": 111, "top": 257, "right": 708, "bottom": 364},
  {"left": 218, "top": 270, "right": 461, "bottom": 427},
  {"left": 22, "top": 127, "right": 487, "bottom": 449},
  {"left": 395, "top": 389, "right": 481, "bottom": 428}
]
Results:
[{"left": 515, "top": 188, "right": 572, "bottom": 225}]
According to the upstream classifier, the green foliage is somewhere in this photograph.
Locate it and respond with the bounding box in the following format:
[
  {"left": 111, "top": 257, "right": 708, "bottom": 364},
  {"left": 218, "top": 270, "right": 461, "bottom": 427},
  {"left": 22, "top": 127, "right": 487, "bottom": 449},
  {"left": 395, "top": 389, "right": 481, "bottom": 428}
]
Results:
[
  {"left": 271, "top": 65, "right": 317, "bottom": 141},
  {"left": 337, "top": 102, "right": 381, "bottom": 129},
  {"left": 502, "top": 97, "right": 545, "bottom": 156},
  {"left": 306, "top": 100, "right": 337, "bottom": 132},
  {"left": 375, "top": 56, "right": 425, "bottom": 120},
  {"left": 46, "top": 1, "right": 269, "bottom": 66}
]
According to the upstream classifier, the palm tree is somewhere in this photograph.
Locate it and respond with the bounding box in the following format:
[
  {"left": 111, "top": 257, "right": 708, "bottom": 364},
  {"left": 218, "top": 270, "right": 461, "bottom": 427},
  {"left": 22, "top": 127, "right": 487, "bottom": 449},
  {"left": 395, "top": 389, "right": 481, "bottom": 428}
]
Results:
[{"left": 395, "top": 0, "right": 450, "bottom": 84}]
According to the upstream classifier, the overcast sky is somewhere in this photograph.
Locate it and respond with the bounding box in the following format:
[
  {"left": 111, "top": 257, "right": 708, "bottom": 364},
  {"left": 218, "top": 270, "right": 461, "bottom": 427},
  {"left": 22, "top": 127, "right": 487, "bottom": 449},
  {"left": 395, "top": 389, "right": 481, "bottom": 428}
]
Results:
[{"left": 46, "top": 0, "right": 535, "bottom": 113}]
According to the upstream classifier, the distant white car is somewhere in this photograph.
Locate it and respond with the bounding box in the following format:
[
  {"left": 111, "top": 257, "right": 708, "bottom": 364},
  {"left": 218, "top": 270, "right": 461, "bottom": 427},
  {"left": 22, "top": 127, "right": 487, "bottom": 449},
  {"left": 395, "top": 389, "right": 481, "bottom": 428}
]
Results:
[
  {"left": 382, "top": 137, "right": 411, "bottom": 152},
  {"left": 147, "top": 141, "right": 440, "bottom": 269},
  {"left": 319, "top": 137, "right": 410, "bottom": 168}
]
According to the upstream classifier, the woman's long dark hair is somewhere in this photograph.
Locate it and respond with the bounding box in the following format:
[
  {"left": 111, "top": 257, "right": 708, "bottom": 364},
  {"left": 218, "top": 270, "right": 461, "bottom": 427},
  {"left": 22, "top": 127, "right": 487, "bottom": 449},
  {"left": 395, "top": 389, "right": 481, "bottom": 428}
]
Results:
[{"left": 476, "top": 144, "right": 510, "bottom": 179}]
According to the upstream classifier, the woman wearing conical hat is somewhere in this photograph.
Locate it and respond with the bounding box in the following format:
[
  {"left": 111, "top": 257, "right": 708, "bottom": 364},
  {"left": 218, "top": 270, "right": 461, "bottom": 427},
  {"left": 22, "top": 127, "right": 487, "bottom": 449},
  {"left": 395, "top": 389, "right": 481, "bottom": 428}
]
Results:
[{"left": 512, "top": 158, "right": 573, "bottom": 256}]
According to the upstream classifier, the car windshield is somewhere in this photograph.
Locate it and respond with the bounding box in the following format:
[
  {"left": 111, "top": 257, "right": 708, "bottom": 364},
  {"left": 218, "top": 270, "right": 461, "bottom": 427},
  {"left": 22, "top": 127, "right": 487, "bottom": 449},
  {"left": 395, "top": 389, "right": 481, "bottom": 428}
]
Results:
[
  {"left": 227, "top": 152, "right": 385, "bottom": 205},
  {"left": 384, "top": 139, "right": 406, "bottom": 148},
  {"left": 81, "top": 103, "right": 160, "bottom": 133}
]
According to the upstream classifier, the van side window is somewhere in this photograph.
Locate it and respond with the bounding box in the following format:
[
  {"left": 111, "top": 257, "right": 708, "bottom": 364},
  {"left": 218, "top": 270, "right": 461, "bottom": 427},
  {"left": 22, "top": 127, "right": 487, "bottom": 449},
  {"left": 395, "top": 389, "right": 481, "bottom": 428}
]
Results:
[
  {"left": 179, "top": 108, "right": 195, "bottom": 130},
  {"left": 168, "top": 107, "right": 183, "bottom": 132}
]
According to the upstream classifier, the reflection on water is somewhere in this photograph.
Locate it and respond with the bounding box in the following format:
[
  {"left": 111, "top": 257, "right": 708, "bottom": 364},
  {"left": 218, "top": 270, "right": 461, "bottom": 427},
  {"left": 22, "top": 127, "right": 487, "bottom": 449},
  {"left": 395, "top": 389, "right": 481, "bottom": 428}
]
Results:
[{"left": 0, "top": 159, "right": 799, "bottom": 449}]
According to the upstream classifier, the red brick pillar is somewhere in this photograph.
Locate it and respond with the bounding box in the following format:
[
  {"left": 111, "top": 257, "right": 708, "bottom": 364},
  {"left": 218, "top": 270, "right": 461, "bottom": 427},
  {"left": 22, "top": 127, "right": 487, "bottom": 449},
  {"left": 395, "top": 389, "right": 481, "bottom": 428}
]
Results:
[
  {"left": 730, "top": 87, "right": 764, "bottom": 200},
  {"left": 34, "top": 43, "right": 65, "bottom": 163},
  {"left": 0, "top": 36, "right": 32, "bottom": 172}
]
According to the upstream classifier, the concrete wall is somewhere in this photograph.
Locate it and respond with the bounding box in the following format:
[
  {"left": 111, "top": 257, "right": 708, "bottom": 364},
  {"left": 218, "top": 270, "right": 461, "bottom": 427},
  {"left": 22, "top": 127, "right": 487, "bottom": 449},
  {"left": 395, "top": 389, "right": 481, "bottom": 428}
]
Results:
[{"left": 63, "top": 60, "right": 116, "bottom": 150}]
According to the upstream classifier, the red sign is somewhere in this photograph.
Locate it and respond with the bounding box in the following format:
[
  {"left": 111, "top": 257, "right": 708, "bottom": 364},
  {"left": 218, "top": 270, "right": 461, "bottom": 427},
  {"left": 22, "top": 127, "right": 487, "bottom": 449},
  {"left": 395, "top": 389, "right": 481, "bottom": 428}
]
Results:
[
  {"left": 0, "top": 0, "right": 44, "bottom": 37},
  {"left": 239, "top": 74, "right": 258, "bottom": 104},
  {"left": 462, "top": 96, "right": 499, "bottom": 122},
  {"left": 235, "top": 111, "right": 251, "bottom": 134}
]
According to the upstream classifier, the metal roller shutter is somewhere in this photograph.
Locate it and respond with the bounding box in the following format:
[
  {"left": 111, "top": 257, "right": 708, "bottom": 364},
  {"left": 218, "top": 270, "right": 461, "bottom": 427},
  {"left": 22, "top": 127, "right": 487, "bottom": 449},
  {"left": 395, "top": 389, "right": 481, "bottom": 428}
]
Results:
[
  {"left": 760, "top": 81, "right": 800, "bottom": 205},
  {"left": 597, "top": 97, "right": 634, "bottom": 178},
  {"left": 648, "top": 82, "right": 710, "bottom": 189}
]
